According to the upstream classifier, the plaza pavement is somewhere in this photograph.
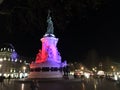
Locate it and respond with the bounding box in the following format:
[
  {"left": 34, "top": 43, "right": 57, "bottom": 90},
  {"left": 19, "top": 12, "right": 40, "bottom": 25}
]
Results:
[{"left": 0, "top": 78, "right": 120, "bottom": 90}]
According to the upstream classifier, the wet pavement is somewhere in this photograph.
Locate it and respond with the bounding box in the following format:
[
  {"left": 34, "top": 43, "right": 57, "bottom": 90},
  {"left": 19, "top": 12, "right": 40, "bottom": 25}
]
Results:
[{"left": 0, "top": 78, "right": 120, "bottom": 90}]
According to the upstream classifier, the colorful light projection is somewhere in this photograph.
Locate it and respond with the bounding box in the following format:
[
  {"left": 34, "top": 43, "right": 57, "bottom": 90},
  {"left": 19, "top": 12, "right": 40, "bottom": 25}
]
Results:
[
  {"left": 35, "top": 10, "right": 62, "bottom": 64},
  {"left": 35, "top": 36, "right": 61, "bottom": 63},
  {"left": 10, "top": 51, "right": 18, "bottom": 60},
  {"left": 35, "top": 49, "right": 48, "bottom": 63}
]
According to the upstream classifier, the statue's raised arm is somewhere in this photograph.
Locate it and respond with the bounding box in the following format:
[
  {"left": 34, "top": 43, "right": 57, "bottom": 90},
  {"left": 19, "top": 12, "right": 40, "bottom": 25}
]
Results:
[{"left": 46, "top": 10, "right": 54, "bottom": 34}]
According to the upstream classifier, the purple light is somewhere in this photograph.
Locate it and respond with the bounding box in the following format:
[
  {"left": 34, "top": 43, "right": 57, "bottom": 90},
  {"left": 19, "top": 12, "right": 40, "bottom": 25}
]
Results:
[
  {"left": 35, "top": 36, "right": 62, "bottom": 64},
  {"left": 11, "top": 51, "right": 18, "bottom": 60}
]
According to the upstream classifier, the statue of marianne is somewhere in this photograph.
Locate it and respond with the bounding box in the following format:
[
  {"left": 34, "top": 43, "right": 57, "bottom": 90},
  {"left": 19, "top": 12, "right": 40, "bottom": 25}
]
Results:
[{"left": 46, "top": 10, "right": 54, "bottom": 34}]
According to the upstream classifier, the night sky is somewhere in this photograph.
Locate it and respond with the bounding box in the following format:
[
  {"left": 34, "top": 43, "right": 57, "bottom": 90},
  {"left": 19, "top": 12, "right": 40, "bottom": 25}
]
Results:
[{"left": 0, "top": 0, "right": 120, "bottom": 63}]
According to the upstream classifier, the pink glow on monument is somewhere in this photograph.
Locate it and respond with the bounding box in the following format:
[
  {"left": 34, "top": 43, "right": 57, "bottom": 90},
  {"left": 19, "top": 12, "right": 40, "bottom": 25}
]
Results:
[{"left": 35, "top": 36, "right": 62, "bottom": 64}]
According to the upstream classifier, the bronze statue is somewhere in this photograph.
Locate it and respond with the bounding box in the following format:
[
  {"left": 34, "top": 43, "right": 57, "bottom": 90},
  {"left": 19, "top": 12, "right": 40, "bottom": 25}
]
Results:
[{"left": 46, "top": 10, "right": 54, "bottom": 34}]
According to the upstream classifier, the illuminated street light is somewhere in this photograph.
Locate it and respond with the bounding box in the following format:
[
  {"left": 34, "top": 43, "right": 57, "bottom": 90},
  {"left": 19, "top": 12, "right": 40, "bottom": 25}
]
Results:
[
  {"left": 92, "top": 67, "right": 97, "bottom": 73},
  {"left": 23, "top": 66, "right": 27, "bottom": 78},
  {"left": 111, "top": 66, "right": 116, "bottom": 71},
  {"left": 111, "top": 66, "right": 114, "bottom": 69},
  {"left": 81, "top": 66, "right": 84, "bottom": 70},
  {"left": 23, "top": 66, "right": 26, "bottom": 72}
]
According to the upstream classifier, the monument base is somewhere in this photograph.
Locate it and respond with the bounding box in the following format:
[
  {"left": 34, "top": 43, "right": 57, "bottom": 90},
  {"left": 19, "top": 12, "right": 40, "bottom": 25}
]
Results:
[
  {"left": 28, "top": 61, "right": 64, "bottom": 79},
  {"left": 28, "top": 72, "right": 63, "bottom": 79}
]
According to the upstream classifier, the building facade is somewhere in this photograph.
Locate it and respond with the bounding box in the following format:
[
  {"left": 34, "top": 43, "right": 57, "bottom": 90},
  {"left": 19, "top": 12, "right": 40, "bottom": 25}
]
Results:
[{"left": 0, "top": 43, "right": 29, "bottom": 78}]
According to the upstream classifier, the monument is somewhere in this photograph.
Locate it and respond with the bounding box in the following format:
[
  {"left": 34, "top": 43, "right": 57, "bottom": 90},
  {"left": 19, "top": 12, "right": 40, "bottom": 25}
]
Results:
[{"left": 28, "top": 10, "right": 67, "bottom": 78}]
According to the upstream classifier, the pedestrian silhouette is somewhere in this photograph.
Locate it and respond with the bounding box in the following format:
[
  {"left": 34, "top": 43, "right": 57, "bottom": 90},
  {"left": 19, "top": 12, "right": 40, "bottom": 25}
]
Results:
[
  {"left": 0, "top": 75, "right": 5, "bottom": 87},
  {"left": 8, "top": 75, "right": 11, "bottom": 84},
  {"left": 30, "top": 80, "right": 39, "bottom": 90}
]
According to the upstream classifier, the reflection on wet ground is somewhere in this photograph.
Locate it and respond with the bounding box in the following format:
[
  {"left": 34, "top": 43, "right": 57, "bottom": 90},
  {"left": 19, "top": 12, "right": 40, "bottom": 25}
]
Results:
[{"left": 0, "top": 78, "right": 120, "bottom": 90}]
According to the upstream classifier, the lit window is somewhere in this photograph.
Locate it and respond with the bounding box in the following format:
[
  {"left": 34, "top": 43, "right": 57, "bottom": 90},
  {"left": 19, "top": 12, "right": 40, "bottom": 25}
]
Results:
[
  {"left": 0, "top": 58, "right": 3, "bottom": 62},
  {"left": 8, "top": 58, "right": 10, "bottom": 61},
  {"left": 0, "top": 73, "right": 2, "bottom": 76},
  {"left": 10, "top": 69, "right": 12, "bottom": 72},
  {"left": 13, "top": 49, "right": 15, "bottom": 51},
  {"left": 8, "top": 48, "right": 9, "bottom": 51},
  {"left": 15, "top": 59, "right": 17, "bottom": 62},
  {"left": 4, "top": 48, "right": 6, "bottom": 50},
  {"left": 1, "top": 48, "right": 3, "bottom": 51},
  {"left": 3, "top": 74, "right": 7, "bottom": 77},
  {"left": 14, "top": 70, "right": 16, "bottom": 72},
  {"left": 4, "top": 57, "right": 6, "bottom": 61},
  {"left": 19, "top": 71, "right": 21, "bottom": 73},
  {"left": 11, "top": 59, "right": 14, "bottom": 61},
  {"left": 20, "top": 60, "right": 22, "bottom": 63}
]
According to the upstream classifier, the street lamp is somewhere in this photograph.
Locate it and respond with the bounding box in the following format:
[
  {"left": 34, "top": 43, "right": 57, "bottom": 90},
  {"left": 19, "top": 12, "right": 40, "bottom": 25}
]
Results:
[
  {"left": 23, "top": 66, "right": 26, "bottom": 78},
  {"left": 111, "top": 66, "right": 114, "bottom": 69},
  {"left": 23, "top": 66, "right": 26, "bottom": 73},
  {"left": 111, "top": 65, "right": 116, "bottom": 75},
  {"left": 81, "top": 66, "right": 84, "bottom": 70}
]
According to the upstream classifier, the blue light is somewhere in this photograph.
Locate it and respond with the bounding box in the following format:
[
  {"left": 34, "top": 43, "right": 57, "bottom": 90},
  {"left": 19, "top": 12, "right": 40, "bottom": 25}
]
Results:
[{"left": 11, "top": 51, "right": 18, "bottom": 60}]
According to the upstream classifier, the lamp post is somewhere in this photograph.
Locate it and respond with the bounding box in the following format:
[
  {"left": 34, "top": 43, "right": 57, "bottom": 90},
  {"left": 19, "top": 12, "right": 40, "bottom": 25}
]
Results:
[
  {"left": 111, "top": 66, "right": 114, "bottom": 73},
  {"left": 92, "top": 67, "right": 97, "bottom": 75},
  {"left": 23, "top": 66, "right": 26, "bottom": 72},
  {"left": 23, "top": 66, "right": 26, "bottom": 78}
]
